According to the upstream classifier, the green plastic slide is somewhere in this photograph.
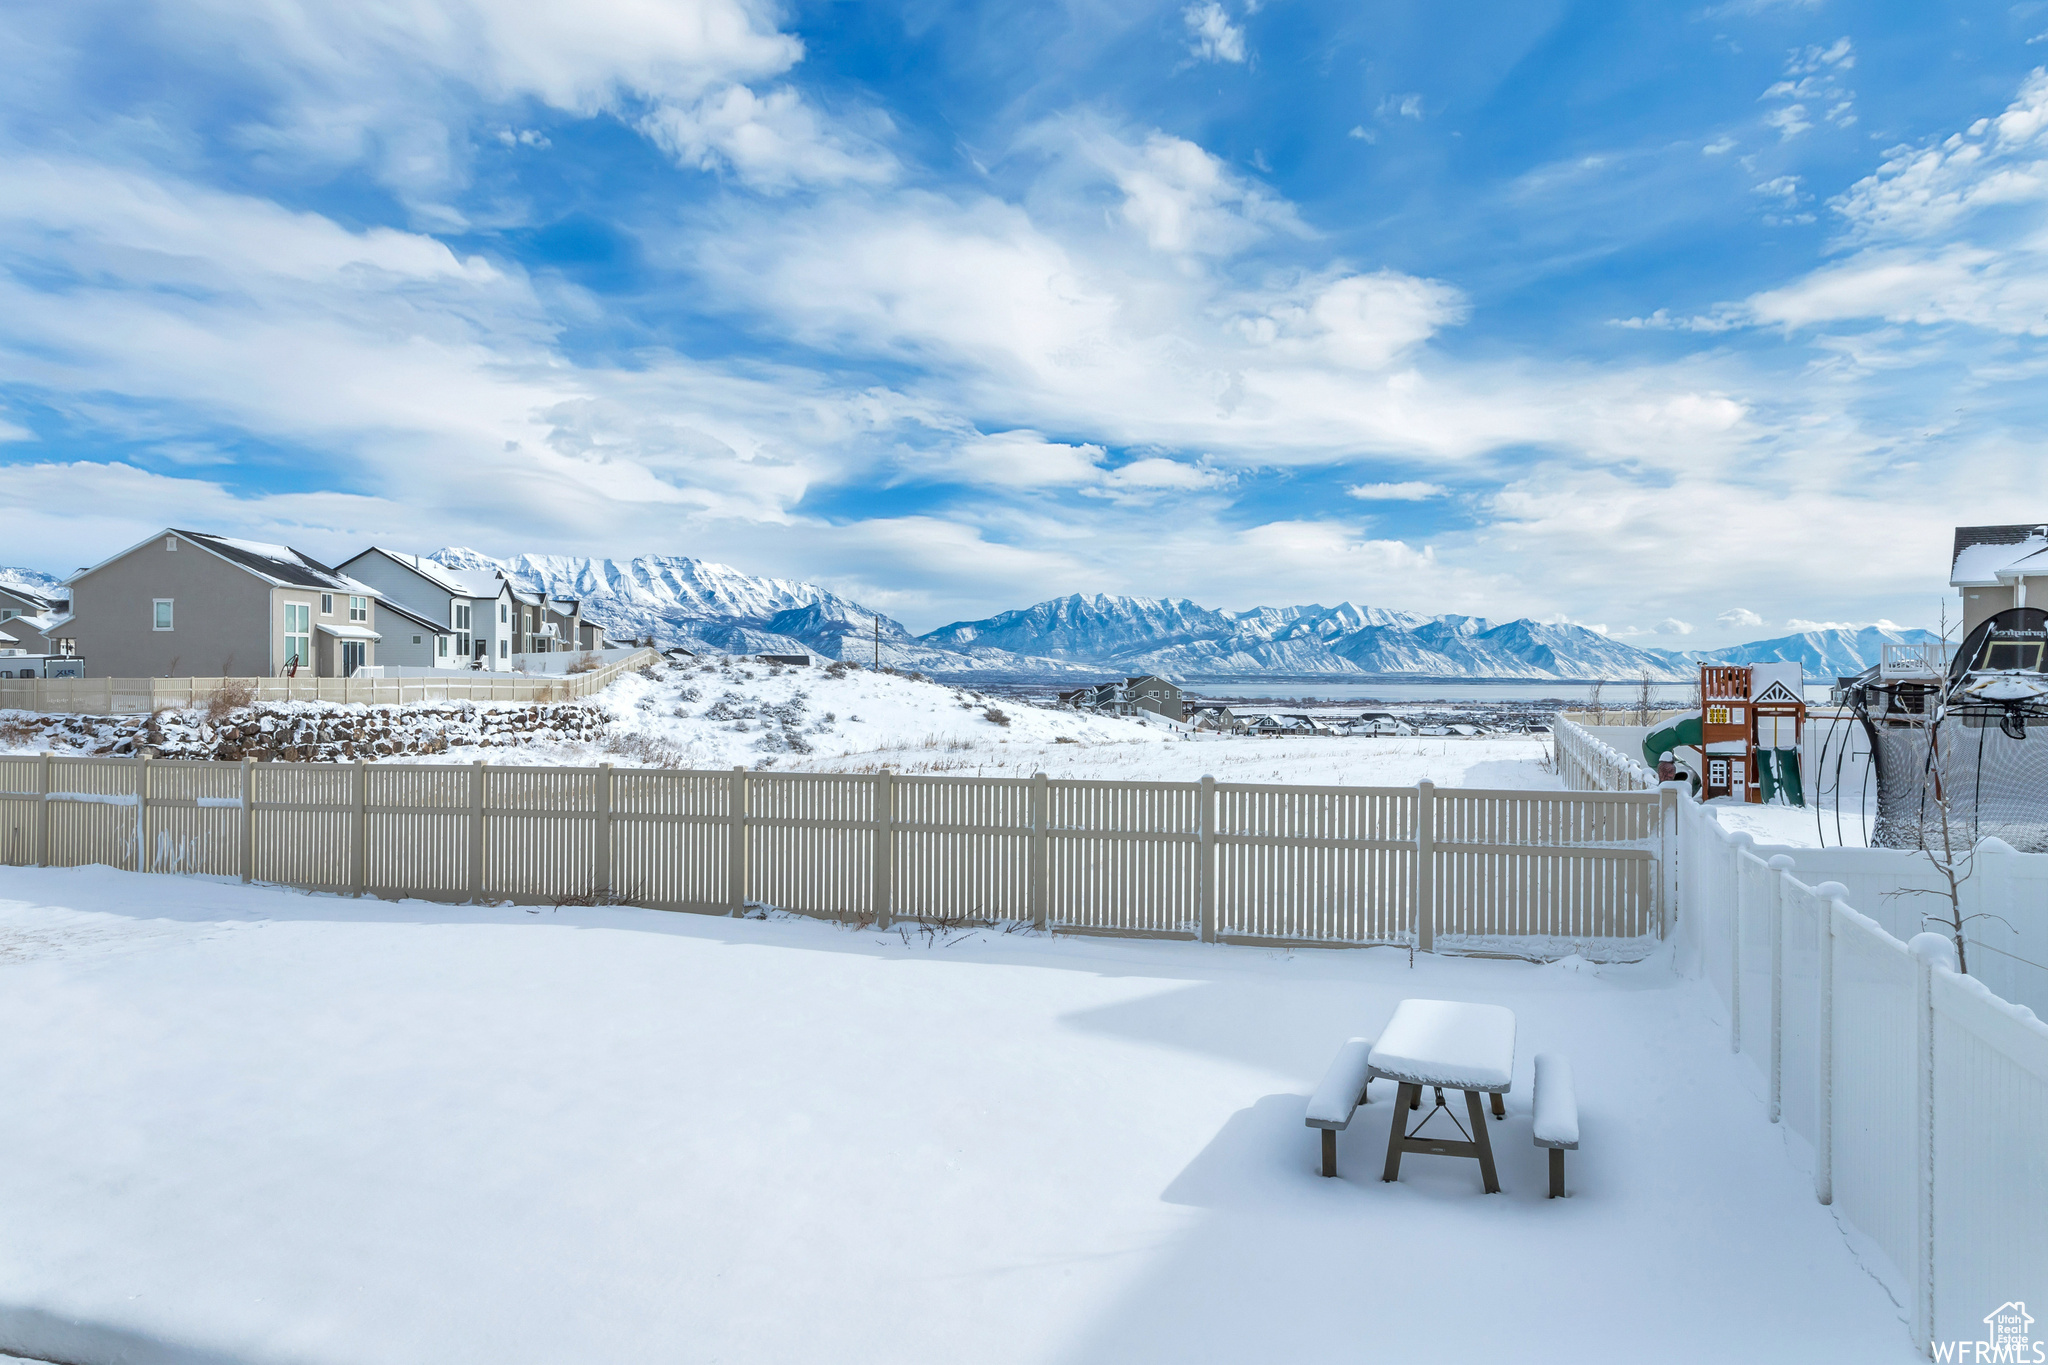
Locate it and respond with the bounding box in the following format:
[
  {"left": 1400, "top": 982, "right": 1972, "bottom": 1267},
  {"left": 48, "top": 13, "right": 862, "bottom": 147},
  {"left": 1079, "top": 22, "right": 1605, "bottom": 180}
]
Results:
[{"left": 1641, "top": 712, "right": 1702, "bottom": 774}]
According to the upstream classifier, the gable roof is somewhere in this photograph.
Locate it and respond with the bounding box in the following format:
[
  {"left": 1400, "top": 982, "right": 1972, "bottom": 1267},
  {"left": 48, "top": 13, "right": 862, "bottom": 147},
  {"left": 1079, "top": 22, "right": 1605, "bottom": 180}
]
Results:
[
  {"left": 173, "top": 530, "right": 370, "bottom": 591},
  {"left": 348, "top": 547, "right": 509, "bottom": 601},
  {"left": 1952, "top": 523, "right": 2048, "bottom": 586},
  {"left": 0, "top": 582, "right": 59, "bottom": 612},
  {"left": 377, "top": 597, "right": 454, "bottom": 635}
]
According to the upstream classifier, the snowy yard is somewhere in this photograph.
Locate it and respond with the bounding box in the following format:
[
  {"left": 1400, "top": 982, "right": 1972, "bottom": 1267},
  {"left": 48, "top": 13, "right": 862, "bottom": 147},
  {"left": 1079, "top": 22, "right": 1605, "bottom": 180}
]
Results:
[{"left": 0, "top": 866, "right": 1918, "bottom": 1365}]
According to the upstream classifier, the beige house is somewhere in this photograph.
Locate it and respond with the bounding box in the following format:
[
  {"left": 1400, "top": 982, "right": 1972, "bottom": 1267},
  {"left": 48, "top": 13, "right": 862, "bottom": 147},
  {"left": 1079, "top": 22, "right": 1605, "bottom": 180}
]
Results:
[
  {"left": 1952, "top": 524, "right": 2048, "bottom": 637},
  {"left": 58, "top": 529, "right": 395, "bottom": 678}
]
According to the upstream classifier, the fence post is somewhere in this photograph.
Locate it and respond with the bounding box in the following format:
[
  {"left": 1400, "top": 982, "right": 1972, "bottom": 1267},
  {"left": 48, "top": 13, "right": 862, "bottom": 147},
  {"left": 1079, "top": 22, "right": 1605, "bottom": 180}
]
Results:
[
  {"left": 350, "top": 759, "right": 367, "bottom": 897},
  {"left": 1766, "top": 854, "right": 1795, "bottom": 1124},
  {"left": 873, "top": 768, "right": 893, "bottom": 929},
  {"left": 728, "top": 766, "right": 748, "bottom": 915},
  {"left": 1415, "top": 779, "right": 1435, "bottom": 954},
  {"left": 469, "top": 760, "right": 486, "bottom": 903},
  {"left": 593, "top": 763, "right": 612, "bottom": 900},
  {"left": 1910, "top": 932, "right": 1946, "bottom": 1350},
  {"left": 1728, "top": 833, "right": 1753, "bottom": 1053},
  {"left": 1029, "top": 772, "right": 1048, "bottom": 932},
  {"left": 239, "top": 758, "right": 253, "bottom": 884},
  {"left": 135, "top": 756, "right": 149, "bottom": 873},
  {"left": 35, "top": 752, "right": 50, "bottom": 867},
  {"left": 1659, "top": 782, "right": 1680, "bottom": 937},
  {"left": 1198, "top": 774, "right": 1216, "bottom": 943},
  {"left": 1812, "top": 881, "right": 1848, "bottom": 1208}
]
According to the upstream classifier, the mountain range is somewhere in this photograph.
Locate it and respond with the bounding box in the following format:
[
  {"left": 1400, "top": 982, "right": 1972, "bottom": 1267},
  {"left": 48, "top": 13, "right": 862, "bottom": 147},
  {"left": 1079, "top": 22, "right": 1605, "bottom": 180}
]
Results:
[
  {"left": 0, "top": 550, "right": 1936, "bottom": 683},
  {"left": 425, "top": 550, "right": 1940, "bottom": 684}
]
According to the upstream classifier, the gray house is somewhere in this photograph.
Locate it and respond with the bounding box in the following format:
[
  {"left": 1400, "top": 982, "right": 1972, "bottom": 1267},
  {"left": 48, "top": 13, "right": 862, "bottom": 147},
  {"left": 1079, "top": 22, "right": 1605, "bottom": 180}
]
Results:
[
  {"left": 1952, "top": 523, "right": 2048, "bottom": 636},
  {"left": 59, "top": 529, "right": 395, "bottom": 678},
  {"left": 338, "top": 549, "right": 608, "bottom": 669},
  {"left": 1059, "top": 674, "right": 1186, "bottom": 722},
  {"left": 0, "top": 582, "right": 68, "bottom": 659}
]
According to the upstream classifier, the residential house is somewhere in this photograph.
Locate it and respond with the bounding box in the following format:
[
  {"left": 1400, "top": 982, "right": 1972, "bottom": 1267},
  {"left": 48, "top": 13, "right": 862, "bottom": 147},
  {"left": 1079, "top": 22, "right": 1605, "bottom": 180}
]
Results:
[
  {"left": 1058, "top": 674, "right": 1186, "bottom": 722},
  {"left": 1951, "top": 523, "right": 2048, "bottom": 637},
  {"left": 338, "top": 548, "right": 524, "bottom": 670},
  {"left": 58, "top": 530, "right": 396, "bottom": 678},
  {"left": 0, "top": 582, "right": 69, "bottom": 658},
  {"left": 1188, "top": 705, "right": 1246, "bottom": 734}
]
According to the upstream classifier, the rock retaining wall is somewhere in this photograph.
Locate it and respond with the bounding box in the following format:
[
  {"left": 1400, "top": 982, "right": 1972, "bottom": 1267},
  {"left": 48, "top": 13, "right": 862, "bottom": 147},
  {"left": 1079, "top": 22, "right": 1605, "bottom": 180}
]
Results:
[{"left": 1, "top": 702, "right": 607, "bottom": 762}]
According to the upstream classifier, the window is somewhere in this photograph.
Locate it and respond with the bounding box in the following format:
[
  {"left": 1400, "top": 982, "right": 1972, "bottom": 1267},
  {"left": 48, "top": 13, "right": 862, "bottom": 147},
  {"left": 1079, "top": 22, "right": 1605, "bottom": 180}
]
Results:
[
  {"left": 412, "top": 634, "right": 422, "bottom": 645},
  {"left": 283, "top": 602, "right": 310, "bottom": 668},
  {"left": 437, "top": 635, "right": 448, "bottom": 658},
  {"left": 499, "top": 640, "right": 508, "bottom": 658},
  {"left": 349, "top": 596, "right": 368, "bottom": 623},
  {"left": 341, "top": 641, "right": 366, "bottom": 676},
  {"left": 153, "top": 599, "right": 174, "bottom": 631},
  {"left": 165, "top": 536, "right": 177, "bottom": 551},
  {"left": 454, "top": 603, "right": 471, "bottom": 630},
  {"left": 0, "top": 608, "right": 13, "bottom": 620},
  {"left": 1708, "top": 758, "right": 1728, "bottom": 787},
  {"left": 320, "top": 593, "right": 333, "bottom": 615},
  {"left": 500, "top": 603, "right": 508, "bottom": 623}
]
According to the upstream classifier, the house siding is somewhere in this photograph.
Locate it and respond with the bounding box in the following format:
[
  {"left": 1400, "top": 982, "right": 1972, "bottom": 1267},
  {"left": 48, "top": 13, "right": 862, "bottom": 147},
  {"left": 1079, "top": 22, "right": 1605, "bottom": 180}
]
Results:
[{"left": 66, "top": 536, "right": 273, "bottom": 677}]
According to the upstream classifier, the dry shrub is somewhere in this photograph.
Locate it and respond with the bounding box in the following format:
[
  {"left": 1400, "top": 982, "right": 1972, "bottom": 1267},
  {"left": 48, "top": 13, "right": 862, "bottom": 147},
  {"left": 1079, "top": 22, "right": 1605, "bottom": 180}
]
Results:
[
  {"left": 983, "top": 708, "right": 1011, "bottom": 727},
  {"left": 203, "top": 679, "right": 256, "bottom": 722},
  {"left": 565, "top": 654, "right": 602, "bottom": 675},
  {"left": 0, "top": 715, "right": 39, "bottom": 746}
]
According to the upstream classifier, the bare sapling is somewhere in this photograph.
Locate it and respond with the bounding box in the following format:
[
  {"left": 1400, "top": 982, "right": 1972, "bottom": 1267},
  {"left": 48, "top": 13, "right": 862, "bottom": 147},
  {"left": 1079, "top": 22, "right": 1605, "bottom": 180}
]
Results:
[
  {"left": 1587, "top": 679, "right": 1604, "bottom": 721},
  {"left": 1635, "top": 670, "right": 1653, "bottom": 727}
]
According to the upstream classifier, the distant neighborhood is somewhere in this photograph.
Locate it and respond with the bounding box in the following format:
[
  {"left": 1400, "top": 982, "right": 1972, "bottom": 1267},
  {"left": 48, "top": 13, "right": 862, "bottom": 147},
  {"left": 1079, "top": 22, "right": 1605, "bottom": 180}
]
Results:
[{"left": 0, "top": 530, "right": 617, "bottom": 680}]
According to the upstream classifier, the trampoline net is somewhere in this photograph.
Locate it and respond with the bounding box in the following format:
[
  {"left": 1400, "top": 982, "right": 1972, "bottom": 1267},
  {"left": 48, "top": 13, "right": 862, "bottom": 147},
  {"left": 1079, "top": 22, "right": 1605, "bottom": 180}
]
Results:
[{"left": 1870, "top": 712, "right": 2048, "bottom": 854}]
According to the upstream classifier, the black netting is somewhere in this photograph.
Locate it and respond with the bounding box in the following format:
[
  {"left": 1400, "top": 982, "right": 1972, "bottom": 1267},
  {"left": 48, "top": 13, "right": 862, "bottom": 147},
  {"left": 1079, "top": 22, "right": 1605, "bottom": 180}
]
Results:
[{"left": 1869, "top": 713, "right": 2048, "bottom": 854}]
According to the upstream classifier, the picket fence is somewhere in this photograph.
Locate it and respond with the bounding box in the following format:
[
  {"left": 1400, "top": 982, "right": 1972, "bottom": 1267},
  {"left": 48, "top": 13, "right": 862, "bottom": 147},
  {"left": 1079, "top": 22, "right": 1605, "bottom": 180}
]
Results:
[
  {"left": 0, "top": 649, "right": 661, "bottom": 715},
  {"left": 1558, "top": 716, "right": 2048, "bottom": 1356},
  {"left": 0, "top": 753, "right": 1674, "bottom": 955}
]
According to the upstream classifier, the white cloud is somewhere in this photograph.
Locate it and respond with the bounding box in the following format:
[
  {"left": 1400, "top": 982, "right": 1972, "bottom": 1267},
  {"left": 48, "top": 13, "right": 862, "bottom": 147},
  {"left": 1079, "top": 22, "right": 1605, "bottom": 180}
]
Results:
[
  {"left": 1758, "top": 38, "right": 1854, "bottom": 143},
  {"left": 1378, "top": 94, "right": 1424, "bottom": 122},
  {"left": 1346, "top": 481, "right": 1450, "bottom": 501},
  {"left": 1718, "top": 608, "right": 1766, "bottom": 628},
  {"left": 1703, "top": 137, "right": 1736, "bottom": 156},
  {"left": 924, "top": 430, "right": 1105, "bottom": 488},
  {"left": 1348, "top": 125, "right": 1376, "bottom": 143},
  {"left": 1182, "top": 3, "right": 1245, "bottom": 64},
  {"left": 1655, "top": 618, "right": 1695, "bottom": 636},
  {"left": 1784, "top": 618, "right": 1860, "bottom": 632},
  {"left": 640, "top": 85, "right": 895, "bottom": 189}
]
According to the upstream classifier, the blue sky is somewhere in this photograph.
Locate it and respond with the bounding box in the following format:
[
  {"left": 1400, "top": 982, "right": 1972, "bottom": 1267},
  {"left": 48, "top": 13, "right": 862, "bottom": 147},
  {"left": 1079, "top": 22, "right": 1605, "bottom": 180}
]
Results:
[{"left": 2, "top": 0, "right": 2044, "bottom": 641}]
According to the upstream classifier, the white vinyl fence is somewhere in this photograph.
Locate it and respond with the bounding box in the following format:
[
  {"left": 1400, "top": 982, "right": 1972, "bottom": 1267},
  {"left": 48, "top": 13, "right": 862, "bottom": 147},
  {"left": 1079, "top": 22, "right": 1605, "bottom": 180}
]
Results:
[
  {"left": 1678, "top": 799, "right": 2048, "bottom": 1357},
  {"left": 0, "top": 755, "right": 1675, "bottom": 957},
  {"left": 1552, "top": 716, "right": 1660, "bottom": 792},
  {"left": 0, "top": 649, "right": 661, "bottom": 715}
]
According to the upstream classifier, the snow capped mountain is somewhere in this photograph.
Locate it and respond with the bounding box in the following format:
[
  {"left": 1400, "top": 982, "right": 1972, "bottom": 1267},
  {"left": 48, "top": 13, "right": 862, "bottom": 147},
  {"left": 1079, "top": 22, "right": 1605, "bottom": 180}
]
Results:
[
  {"left": 1660, "top": 625, "right": 1946, "bottom": 679},
  {"left": 425, "top": 549, "right": 1089, "bottom": 674},
  {"left": 917, "top": 594, "right": 1696, "bottom": 680},
  {"left": 410, "top": 551, "right": 1910, "bottom": 683}
]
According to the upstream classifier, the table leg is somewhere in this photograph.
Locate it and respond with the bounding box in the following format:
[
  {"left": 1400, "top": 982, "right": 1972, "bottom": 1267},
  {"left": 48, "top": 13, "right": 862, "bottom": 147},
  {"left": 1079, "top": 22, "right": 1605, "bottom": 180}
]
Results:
[
  {"left": 1490, "top": 1091, "right": 1505, "bottom": 1119},
  {"left": 1321, "top": 1128, "right": 1337, "bottom": 1178},
  {"left": 1549, "top": 1147, "right": 1565, "bottom": 1198},
  {"left": 1464, "top": 1090, "right": 1501, "bottom": 1193},
  {"left": 1383, "top": 1082, "right": 1417, "bottom": 1182}
]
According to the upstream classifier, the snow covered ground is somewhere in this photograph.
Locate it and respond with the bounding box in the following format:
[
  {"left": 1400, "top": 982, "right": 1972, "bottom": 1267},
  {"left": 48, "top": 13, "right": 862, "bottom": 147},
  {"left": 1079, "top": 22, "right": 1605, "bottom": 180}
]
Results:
[
  {"left": 0, "top": 866, "right": 1918, "bottom": 1365},
  {"left": 2, "top": 659, "right": 1562, "bottom": 789},
  {"left": 474, "top": 658, "right": 1563, "bottom": 787}
]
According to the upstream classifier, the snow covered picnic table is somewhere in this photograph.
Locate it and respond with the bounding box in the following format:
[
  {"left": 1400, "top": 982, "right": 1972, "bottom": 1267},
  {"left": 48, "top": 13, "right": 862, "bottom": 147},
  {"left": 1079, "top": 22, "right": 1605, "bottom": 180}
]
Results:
[{"left": 1368, "top": 999, "right": 1517, "bottom": 1193}]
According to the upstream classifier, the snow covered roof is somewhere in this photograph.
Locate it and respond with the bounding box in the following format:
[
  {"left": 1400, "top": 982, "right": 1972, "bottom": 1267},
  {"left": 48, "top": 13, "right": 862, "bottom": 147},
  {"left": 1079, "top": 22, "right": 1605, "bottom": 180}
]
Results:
[
  {"left": 0, "top": 582, "right": 59, "bottom": 611},
  {"left": 361, "top": 549, "right": 509, "bottom": 601},
  {"left": 1951, "top": 524, "right": 2048, "bottom": 586},
  {"left": 175, "top": 531, "right": 366, "bottom": 592},
  {"left": 315, "top": 622, "right": 382, "bottom": 641}
]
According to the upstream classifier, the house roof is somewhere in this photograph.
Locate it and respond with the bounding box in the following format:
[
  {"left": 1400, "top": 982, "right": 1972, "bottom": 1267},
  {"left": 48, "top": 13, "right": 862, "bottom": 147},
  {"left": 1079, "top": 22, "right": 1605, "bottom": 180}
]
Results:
[
  {"left": 316, "top": 622, "right": 382, "bottom": 641},
  {"left": 354, "top": 548, "right": 509, "bottom": 601},
  {"left": 1951, "top": 523, "right": 2048, "bottom": 586},
  {"left": 171, "top": 530, "right": 372, "bottom": 592},
  {"left": 0, "top": 583, "right": 59, "bottom": 612}
]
